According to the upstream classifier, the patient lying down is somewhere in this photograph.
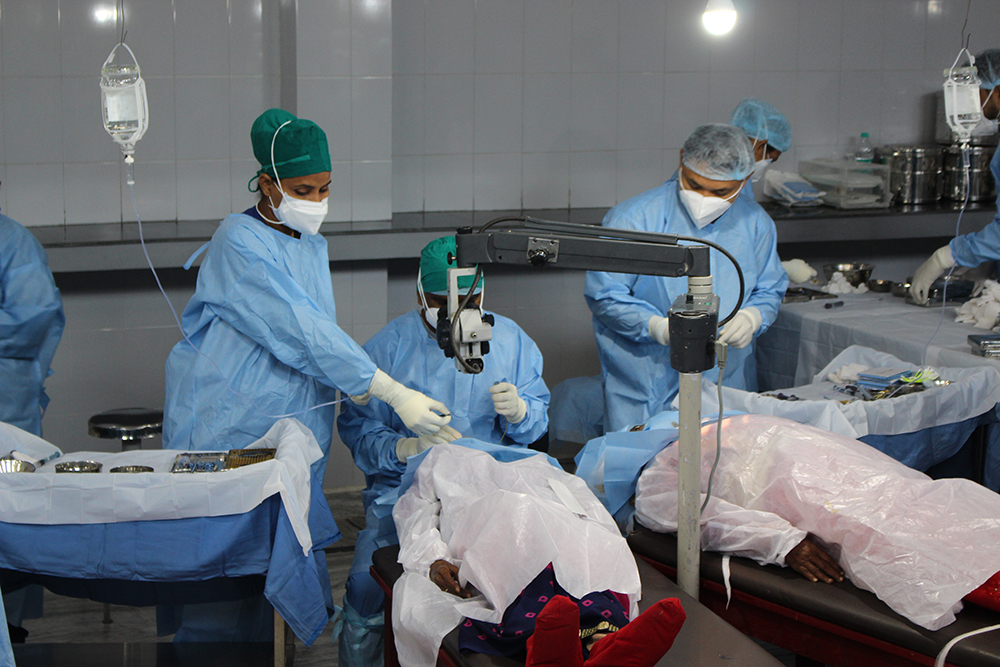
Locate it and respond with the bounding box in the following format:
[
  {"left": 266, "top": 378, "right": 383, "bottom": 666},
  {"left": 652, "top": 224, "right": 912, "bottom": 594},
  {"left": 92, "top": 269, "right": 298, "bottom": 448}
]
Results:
[
  {"left": 634, "top": 414, "right": 1000, "bottom": 630},
  {"left": 391, "top": 444, "right": 686, "bottom": 667}
]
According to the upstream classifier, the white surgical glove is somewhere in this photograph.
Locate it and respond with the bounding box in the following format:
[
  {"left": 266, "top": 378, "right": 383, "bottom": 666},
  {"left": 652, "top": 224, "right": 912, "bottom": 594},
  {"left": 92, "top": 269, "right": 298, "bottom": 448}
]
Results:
[
  {"left": 648, "top": 315, "right": 670, "bottom": 346},
  {"left": 780, "top": 259, "right": 818, "bottom": 284},
  {"left": 395, "top": 425, "right": 463, "bottom": 462},
  {"left": 911, "top": 246, "right": 955, "bottom": 305},
  {"left": 364, "top": 369, "right": 451, "bottom": 436},
  {"left": 718, "top": 307, "right": 762, "bottom": 349},
  {"left": 489, "top": 382, "right": 527, "bottom": 424}
]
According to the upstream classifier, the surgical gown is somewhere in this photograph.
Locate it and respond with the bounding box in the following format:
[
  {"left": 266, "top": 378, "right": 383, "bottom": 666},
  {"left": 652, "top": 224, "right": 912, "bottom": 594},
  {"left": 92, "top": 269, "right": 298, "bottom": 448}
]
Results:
[
  {"left": 335, "top": 309, "right": 550, "bottom": 622},
  {"left": 0, "top": 214, "right": 64, "bottom": 436},
  {"left": 949, "top": 146, "right": 1000, "bottom": 266},
  {"left": 585, "top": 176, "right": 787, "bottom": 433},
  {"left": 164, "top": 209, "right": 377, "bottom": 475}
]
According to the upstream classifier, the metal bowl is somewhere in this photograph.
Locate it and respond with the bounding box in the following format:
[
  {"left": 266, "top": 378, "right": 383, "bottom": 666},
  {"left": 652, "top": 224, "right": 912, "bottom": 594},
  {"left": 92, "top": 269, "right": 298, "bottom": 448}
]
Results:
[
  {"left": 891, "top": 280, "right": 910, "bottom": 298},
  {"left": 822, "top": 263, "right": 875, "bottom": 287},
  {"left": 0, "top": 458, "right": 35, "bottom": 473},
  {"left": 867, "top": 279, "right": 893, "bottom": 292},
  {"left": 109, "top": 465, "right": 154, "bottom": 473},
  {"left": 55, "top": 460, "right": 102, "bottom": 473}
]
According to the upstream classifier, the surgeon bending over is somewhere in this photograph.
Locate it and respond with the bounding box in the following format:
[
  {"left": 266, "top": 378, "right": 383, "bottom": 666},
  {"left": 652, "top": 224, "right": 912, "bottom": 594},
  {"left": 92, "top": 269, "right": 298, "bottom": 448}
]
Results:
[
  {"left": 164, "top": 108, "right": 450, "bottom": 477},
  {"left": 912, "top": 49, "right": 1000, "bottom": 303},
  {"left": 336, "top": 236, "right": 550, "bottom": 665},
  {"left": 586, "top": 124, "right": 787, "bottom": 432}
]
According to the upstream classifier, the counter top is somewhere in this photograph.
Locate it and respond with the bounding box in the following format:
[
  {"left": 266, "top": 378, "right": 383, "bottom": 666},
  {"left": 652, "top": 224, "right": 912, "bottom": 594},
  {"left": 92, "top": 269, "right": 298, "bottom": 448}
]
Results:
[{"left": 31, "top": 202, "right": 998, "bottom": 274}]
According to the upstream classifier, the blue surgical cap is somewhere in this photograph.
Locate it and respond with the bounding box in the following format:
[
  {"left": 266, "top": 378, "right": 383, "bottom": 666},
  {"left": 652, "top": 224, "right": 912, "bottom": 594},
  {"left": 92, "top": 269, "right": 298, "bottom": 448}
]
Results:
[
  {"left": 976, "top": 49, "right": 1000, "bottom": 90},
  {"left": 681, "top": 124, "right": 754, "bottom": 181},
  {"left": 730, "top": 98, "right": 792, "bottom": 153}
]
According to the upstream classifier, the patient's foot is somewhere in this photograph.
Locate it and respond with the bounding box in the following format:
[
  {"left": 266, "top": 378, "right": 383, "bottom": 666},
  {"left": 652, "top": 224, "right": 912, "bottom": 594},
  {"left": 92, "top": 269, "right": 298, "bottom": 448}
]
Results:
[
  {"left": 525, "top": 595, "right": 584, "bottom": 667},
  {"left": 584, "top": 598, "right": 686, "bottom": 667}
]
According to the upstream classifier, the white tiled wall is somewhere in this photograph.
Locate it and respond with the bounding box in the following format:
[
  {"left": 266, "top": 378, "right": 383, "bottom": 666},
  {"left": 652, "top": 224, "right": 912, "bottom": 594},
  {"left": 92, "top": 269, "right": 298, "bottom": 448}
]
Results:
[
  {"left": 393, "top": 0, "right": 1000, "bottom": 213},
  {"left": 0, "top": 0, "right": 393, "bottom": 227}
]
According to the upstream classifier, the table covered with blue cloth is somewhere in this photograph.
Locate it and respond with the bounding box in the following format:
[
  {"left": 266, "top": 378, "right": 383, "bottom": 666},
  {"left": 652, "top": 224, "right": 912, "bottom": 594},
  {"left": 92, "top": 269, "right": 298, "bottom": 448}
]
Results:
[{"left": 0, "top": 418, "right": 339, "bottom": 646}]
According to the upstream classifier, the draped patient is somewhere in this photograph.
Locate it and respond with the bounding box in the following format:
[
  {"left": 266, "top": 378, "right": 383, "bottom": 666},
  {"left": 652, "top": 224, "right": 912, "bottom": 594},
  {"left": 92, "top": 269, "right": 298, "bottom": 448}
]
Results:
[
  {"left": 392, "top": 444, "right": 687, "bottom": 667},
  {"left": 634, "top": 413, "right": 1000, "bottom": 630}
]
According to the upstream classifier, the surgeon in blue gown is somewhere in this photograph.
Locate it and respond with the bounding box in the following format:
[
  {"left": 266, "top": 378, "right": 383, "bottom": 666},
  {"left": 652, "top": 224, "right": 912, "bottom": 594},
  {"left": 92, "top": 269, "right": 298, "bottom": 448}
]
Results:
[
  {"left": 336, "top": 236, "right": 550, "bottom": 666},
  {"left": 730, "top": 98, "right": 792, "bottom": 202},
  {"left": 585, "top": 124, "right": 787, "bottom": 433},
  {"left": 0, "top": 193, "right": 64, "bottom": 641},
  {"left": 912, "top": 49, "right": 1000, "bottom": 303},
  {"left": 161, "top": 109, "right": 451, "bottom": 642},
  {"left": 0, "top": 201, "right": 64, "bottom": 438}
]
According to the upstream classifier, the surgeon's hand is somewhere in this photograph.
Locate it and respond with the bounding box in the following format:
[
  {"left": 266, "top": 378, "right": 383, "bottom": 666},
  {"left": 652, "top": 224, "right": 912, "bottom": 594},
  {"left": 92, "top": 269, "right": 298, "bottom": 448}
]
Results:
[
  {"left": 785, "top": 538, "right": 844, "bottom": 584},
  {"left": 490, "top": 383, "right": 527, "bottom": 424},
  {"left": 430, "top": 560, "right": 474, "bottom": 598},
  {"left": 368, "top": 369, "right": 451, "bottom": 436},
  {"left": 648, "top": 315, "right": 670, "bottom": 346},
  {"left": 395, "top": 425, "right": 463, "bottom": 462},
  {"left": 911, "top": 245, "right": 955, "bottom": 304},
  {"left": 717, "top": 307, "right": 762, "bottom": 349}
]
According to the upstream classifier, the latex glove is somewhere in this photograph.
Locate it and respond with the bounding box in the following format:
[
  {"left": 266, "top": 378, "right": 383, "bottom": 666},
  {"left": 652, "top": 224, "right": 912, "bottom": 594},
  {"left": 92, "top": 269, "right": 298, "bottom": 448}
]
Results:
[
  {"left": 395, "top": 425, "right": 463, "bottom": 462},
  {"left": 780, "top": 259, "right": 817, "bottom": 284},
  {"left": 911, "top": 246, "right": 955, "bottom": 305},
  {"left": 489, "top": 382, "right": 527, "bottom": 424},
  {"left": 648, "top": 315, "right": 670, "bottom": 346},
  {"left": 367, "top": 369, "right": 451, "bottom": 436},
  {"left": 717, "top": 307, "right": 762, "bottom": 349}
]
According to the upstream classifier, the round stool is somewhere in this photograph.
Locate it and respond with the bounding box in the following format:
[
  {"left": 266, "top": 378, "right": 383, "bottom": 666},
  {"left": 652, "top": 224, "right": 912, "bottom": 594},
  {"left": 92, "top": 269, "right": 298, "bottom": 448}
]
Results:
[{"left": 87, "top": 407, "right": 163, "bottom": 452}]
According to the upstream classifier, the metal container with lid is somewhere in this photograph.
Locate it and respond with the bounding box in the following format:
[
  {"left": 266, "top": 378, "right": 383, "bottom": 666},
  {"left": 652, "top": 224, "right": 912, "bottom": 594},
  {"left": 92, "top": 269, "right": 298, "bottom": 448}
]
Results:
[
  {"left": 942, "top": 144, "right": 997, "bottom": 201},
  {"left": 873, "top": 145, "right": 943, "bottom": 204}
]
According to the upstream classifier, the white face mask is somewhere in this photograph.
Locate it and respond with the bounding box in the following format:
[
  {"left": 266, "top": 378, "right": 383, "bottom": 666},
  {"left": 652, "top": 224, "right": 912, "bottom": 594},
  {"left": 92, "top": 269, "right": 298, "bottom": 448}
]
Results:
[
  {"left": 750, "top": 158, "right": 773, "bottom": 182},
  {"left": 678, "top": 177, "right": 742, "bottom": 229},
  {"left": 273, "top": 192, "right": 328, "bottom": 235},
  {"left": 262, "top": 119, "right": 329, "bottom": 236},
  {"left": 423, "top": 307, "right": 440, "bottom": 329}
]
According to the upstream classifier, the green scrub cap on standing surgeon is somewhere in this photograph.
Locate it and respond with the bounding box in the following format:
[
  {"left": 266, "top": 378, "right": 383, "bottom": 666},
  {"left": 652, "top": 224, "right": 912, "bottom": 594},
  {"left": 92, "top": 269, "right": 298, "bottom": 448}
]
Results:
[
  {"left": 730, "top": 98, "right": 793, "bottom": 153},
  {"left": 420, "top": 236, "right": 483, "bottom": 295},
  {"left": 249, "top": 108, "right": 332, "bottom": 190},
  {"left": 976, "top": 49, "right": 1000, "bottom": 89}
]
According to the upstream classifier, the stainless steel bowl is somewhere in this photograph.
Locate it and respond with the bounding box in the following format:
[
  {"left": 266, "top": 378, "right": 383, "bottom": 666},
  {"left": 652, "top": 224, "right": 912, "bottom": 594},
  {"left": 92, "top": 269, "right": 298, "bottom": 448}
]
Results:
[
  {"left": 109, "top": 465, "right": 154, "bottom": 473},
  {"left": 891, "top": 281, "right": 910, "bottom": 298},
  {"left": 822, "top": 263, "right": 875, "bottom": 286},
  {"left": 867, "top": 279, "right": 893, "bottom": 292},
  {"left": 55, "top": 460, "right": 102, "bottom": 473},
  {"left": 0, "top": 458, "right": 35, "bottom": 473}
]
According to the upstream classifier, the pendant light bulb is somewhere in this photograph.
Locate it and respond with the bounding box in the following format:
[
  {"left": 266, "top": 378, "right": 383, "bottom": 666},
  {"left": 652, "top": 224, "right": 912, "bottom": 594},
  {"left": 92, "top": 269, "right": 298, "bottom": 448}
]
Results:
[{"left": 703, "top": 0, "right": 737, "bottom": 35}]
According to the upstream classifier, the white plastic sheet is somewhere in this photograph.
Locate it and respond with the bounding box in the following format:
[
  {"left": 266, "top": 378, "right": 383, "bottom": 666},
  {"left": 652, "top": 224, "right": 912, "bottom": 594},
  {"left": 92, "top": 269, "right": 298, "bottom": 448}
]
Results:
[
  {"left": 0, "top": 419, "right": 321, "bottom": 555},
  {"left": 635, "top": 414, "right": 1000, "bottom": 630},
  {"left": 392, "top": 444, "right": 641, "bottom": 667},
  {"left": 695, "top": 345, "right": 1000, "bottom": 438}
]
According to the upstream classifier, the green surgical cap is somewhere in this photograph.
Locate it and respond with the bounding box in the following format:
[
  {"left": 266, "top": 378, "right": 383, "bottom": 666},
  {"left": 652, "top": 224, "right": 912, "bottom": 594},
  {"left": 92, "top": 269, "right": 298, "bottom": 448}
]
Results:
[
  {"left": 250, "top": 108, "right": 332, "bottom": 186},
  {"left": 420, "top": 236, "right": 482, "bottom": 295}
]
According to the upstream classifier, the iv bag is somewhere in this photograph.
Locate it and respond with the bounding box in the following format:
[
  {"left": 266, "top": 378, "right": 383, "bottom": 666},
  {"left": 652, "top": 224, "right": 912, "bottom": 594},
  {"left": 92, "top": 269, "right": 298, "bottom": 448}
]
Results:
[
  {"left": 943, "top": 58, "right": 982, "bottom": 142},
  {"left": 100, "top": 42, "right": 148, "bottom": 155}
]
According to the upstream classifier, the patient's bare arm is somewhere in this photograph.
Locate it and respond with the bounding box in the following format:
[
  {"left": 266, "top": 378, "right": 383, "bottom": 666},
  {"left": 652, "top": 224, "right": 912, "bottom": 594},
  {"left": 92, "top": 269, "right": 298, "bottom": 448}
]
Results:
[
  {"left": 785, "top": 537, "right": 844, "bottom": 584},
  {"left": 430, "top": 559, "right": 474, "bottom": 598}
]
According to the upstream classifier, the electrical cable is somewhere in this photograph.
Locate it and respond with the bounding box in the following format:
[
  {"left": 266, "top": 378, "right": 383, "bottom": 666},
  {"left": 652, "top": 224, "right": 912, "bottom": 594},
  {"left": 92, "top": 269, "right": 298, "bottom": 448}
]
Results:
[{"left": 701, "top": 343, "right": 726, "bottom": 512}]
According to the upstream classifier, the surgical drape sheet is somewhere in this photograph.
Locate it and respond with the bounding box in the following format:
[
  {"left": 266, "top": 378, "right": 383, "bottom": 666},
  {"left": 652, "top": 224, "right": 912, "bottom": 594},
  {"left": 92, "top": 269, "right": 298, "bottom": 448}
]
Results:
[
  {"left": 391, "top": 444, "right": 640, "bottom": 667},
  {"left": 698, "top": 345, "right": 1000, "bottom": 472},
  {"left": 0, "top": 419, "right": 336, "bottom": 644},
  {"left": 635, "top": 414, "right": 1000, "bottom": 631},
  {"left": 0, "top": 419, "right": 320, "bottom": 554}
]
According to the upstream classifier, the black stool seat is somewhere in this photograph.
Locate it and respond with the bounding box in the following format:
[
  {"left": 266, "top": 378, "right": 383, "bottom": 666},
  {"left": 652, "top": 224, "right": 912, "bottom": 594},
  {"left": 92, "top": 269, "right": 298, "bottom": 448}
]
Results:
[{"left": 87, "top": 408, "right": 164, "bottom": 441}]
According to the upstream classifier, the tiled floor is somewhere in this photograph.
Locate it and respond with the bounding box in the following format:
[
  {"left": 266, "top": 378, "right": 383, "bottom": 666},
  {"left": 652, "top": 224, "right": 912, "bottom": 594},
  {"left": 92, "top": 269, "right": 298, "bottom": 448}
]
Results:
[{"left": 14, "top": 490, "right": 367, "bottom": 667}]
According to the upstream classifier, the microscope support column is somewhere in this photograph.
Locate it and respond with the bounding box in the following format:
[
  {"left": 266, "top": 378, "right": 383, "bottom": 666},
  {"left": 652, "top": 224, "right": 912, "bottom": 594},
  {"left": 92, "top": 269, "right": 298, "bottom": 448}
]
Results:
[{"left": 676, "top": 371, "right": 703, "bottom": 599}]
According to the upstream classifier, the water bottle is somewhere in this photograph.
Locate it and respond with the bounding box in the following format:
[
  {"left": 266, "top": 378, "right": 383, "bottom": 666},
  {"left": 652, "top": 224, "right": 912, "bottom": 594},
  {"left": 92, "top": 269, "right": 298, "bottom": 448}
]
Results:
[
  {"left": 100, "top": 43, "right": 148, "bottom": 155},
  {"left": 854, "top": 132, "right": 874, "bottom": 162}
]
